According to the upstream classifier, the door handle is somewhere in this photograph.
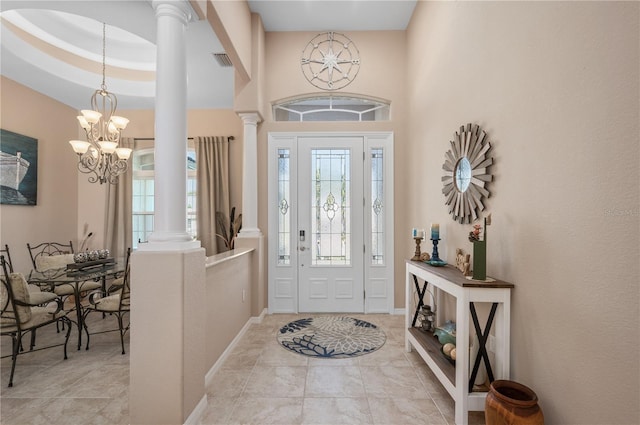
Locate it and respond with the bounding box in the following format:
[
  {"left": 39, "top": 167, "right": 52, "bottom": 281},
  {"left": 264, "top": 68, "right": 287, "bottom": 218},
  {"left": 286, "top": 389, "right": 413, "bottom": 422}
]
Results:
[{"left": 299, "top": 246, "right": 308, "bottom": 251}]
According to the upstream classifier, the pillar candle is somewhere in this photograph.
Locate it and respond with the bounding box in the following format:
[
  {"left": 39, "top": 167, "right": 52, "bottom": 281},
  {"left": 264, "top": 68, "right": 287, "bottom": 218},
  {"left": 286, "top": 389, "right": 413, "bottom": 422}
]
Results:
[{"left": 431, "top": 223, "right": 440, "bottom": 240}]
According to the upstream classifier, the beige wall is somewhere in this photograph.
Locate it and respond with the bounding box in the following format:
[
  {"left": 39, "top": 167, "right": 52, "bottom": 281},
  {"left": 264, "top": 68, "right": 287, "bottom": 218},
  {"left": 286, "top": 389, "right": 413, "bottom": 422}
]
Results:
[
  {"left": 0, "top": 76, "right": 79, "bottom": 272},
  {"left": 207, "top": 0, "right": 252, "bottom": 82},
  {"left": 259, "top": 30, "right": 409, "bottom": 307},
  {"left": 205, "top": 251, "right": 252, "bottom": 368},
  {"left": 406, "top": 1, "right": 639, "bottom": 423}
]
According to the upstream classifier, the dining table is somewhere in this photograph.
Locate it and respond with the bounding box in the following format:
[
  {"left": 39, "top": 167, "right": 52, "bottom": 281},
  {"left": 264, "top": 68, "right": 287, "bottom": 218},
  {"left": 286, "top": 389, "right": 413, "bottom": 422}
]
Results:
[{"left": 28, "top": 260, "right": 125, "bottom": 350}]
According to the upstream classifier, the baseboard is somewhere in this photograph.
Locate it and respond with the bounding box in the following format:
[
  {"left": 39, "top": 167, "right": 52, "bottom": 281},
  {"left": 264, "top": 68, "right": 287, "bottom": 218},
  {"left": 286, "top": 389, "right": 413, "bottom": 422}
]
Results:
[
  {"left": 251, "top": 308, "right": 267, "bottom": 324},
  {"left": 393, "top": 308, "right": 406, "bottom": 315},
  {"left": 184, "top": 395, "right": 208, "bottom": 425},
  {"left": 204, "top": 318, "right": 253, "bottom": 386},
  {"left": 204, "top": 311, "right": 263, "bottom": 387}
]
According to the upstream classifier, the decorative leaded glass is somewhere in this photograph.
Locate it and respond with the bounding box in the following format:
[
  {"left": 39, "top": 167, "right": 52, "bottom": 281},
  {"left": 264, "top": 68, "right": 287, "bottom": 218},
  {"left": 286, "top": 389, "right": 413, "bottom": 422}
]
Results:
[
  {"left": 278, "top": 149, "right": 291, "bottom": 265},
  {"left": 371, "top": 149, "right": 384, "bottom": 265},
  {"left": 311, "top": 149, "right": 351, "bottom": 266}
]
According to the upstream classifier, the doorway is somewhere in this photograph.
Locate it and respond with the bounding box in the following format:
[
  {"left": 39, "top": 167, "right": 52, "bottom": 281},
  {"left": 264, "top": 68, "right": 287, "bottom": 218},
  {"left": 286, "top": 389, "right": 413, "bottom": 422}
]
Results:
[{"left": 268, "top": 132, "right": 394, "bottom": 314}]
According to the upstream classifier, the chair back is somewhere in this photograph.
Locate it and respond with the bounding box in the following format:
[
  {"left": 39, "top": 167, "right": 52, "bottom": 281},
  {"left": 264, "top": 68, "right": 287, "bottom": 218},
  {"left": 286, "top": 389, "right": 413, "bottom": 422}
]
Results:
[
  {"left": 118, "top": 248, "right": 131, "bottom": 310},
  {"left": 1, "top": 255, "right": 32, "bottom": 328},
  {"left": 27, "top": 241, "right": 75, "bottom": 272},
  {"left": 0, "top": 245, "right": 14, "bottom": 274}
]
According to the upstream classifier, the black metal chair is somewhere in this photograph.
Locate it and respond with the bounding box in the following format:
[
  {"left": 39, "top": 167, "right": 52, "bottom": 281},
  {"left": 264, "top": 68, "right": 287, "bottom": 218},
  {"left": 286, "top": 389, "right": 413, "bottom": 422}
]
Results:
[
  {"left": 83, "top": 248, "right": 131, "bottom": 354},
  {"left": 27, "top": 241, "right": 75, "bottom": 272},
  {"left": 2, "top": 244, "right": 59, "bottom": 351},
  {"left": 1, "top": 255, "right": 72, "bottom": 387},
  {"left": 0, "top": 244, "right": 14, "bottom": 273},
  {"left": 26, "top": 240, "right": 101, "bottom": 305}
]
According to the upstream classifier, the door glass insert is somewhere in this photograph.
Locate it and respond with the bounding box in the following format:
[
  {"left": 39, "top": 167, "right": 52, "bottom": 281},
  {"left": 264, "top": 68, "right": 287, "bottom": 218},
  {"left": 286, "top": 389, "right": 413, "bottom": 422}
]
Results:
[
  {"left": 371, "top": 149, "right": 385, "bottom": 265},
  {"left": 278, "top": 149, "right": 291, "bottom": 265},
  {"left": 311, "top": 149, "right": 351, "bottom": 266}
]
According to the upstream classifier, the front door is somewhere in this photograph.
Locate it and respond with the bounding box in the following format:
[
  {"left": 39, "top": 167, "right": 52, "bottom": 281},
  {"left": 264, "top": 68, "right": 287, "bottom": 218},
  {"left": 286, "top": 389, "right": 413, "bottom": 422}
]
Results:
[
  {"left": 297, "top": 137, "right": 364, "bottom": 312},
  {"left": 268, "top": 132, "right": 394, "bottom": 314}
]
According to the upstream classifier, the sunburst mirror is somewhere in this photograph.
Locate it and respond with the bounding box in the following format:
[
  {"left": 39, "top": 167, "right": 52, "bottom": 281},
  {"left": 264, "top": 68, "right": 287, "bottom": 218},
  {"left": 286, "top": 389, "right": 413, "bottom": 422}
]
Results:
[{"left": 442, "top": 123, "right": 493, "bottom": 224}]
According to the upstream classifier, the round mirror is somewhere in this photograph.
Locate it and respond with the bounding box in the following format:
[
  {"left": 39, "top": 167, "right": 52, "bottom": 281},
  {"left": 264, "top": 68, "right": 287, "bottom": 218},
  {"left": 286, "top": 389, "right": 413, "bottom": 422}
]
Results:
[
  {"left": 442, "top": 123, "right": 494, "bottom": 223},
  {"left": 454, "top": 157, "right": 471, "bottom": 192}
]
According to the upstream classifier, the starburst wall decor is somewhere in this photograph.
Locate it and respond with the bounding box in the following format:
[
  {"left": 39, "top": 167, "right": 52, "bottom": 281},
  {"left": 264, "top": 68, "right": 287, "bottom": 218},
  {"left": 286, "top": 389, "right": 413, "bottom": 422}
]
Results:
[{"left": 442, "top": 123, "right": 493, "bottom": 224}]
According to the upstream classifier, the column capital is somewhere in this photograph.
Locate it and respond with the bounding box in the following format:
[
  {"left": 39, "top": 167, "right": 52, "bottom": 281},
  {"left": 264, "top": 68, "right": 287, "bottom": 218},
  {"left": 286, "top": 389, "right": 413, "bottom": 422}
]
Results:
[
  {"left": 152, "top": 0, "right": 195, "bottom": 23},
  {"left": 238, "top": 112, "right": 263, "bottom": 126}
]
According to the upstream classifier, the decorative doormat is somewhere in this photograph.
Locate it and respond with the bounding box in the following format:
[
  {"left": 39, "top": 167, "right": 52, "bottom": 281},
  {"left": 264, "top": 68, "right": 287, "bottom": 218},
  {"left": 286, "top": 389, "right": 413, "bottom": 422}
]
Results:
[{"left": 277, "top": 316, "right": 386, "bottom": 358}]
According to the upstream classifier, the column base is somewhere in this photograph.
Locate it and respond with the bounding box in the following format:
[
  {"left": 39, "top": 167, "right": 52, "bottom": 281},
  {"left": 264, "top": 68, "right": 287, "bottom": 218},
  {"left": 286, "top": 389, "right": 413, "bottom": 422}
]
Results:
[
  {"left": 238, "top": 228, "right": 263, "bottom": 238},
  {"left": 138, "top": 232, "right": 201, "bottom": 252}
]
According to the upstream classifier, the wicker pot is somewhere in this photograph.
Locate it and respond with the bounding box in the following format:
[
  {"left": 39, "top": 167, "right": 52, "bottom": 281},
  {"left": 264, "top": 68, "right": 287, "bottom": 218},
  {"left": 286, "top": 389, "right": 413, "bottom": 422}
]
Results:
[{"left": 485, "top": 380, "right": 544, "bottom": 425}]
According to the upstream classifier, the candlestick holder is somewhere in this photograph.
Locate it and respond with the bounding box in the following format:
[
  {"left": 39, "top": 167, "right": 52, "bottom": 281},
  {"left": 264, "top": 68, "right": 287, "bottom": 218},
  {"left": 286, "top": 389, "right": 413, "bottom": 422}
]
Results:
[
  {"left": 427, "top": 238, "right": 447, "bottom": 266},
  {"left": 411, "top": 237, "right": 423, "bottom": 261},
  {"left": 431, "top": 238, "right": 442, "bottom": 261}
]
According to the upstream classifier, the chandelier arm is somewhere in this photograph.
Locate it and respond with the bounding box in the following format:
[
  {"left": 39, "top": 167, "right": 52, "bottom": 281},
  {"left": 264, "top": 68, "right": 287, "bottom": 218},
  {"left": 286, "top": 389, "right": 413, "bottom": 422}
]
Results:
[{"left": 76, "top": 152, "right": 101, "bottom": 184}]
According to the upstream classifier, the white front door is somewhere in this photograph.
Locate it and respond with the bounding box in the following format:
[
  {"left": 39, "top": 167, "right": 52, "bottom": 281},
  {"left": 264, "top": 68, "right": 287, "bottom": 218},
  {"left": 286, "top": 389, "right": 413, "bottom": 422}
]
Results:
[
  {"left": 268, "top": 132, "right": 394, "bottom": 314},
  {"left": 297, "top": 137, "right": 364, "bottom": 312}
]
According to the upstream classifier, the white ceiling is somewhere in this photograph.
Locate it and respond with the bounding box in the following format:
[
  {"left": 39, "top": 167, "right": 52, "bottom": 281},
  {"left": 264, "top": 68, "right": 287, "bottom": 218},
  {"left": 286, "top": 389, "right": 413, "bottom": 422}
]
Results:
[{"left": 0, "top": 1, "right": 416, "bottom": 110}]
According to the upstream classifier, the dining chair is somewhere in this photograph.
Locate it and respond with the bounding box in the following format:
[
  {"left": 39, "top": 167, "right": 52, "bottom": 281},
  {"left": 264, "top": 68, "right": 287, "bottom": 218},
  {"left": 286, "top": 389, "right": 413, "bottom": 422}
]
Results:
[
  {"left": 82, "top": 248, "right": 131, "bottom": 354},
  {"left": 26, "top": 241, "right": 101, "bottom": 304},
  {"left": 1, "top": 255, "right": 72, "bottom": 387},
  {"left": 0, "top": 244, "right": 14, "bottom": 273},
  {"left": 2, "top": 244, "right": 58, "bottom": 306},
  {"left": 2, "top": 244, "right": 59, "bottom": 351}
]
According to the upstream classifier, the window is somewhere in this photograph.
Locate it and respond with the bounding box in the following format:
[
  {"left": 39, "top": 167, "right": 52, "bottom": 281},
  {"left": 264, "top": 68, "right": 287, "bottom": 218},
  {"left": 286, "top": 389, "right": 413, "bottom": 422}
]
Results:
[
  {"left": 273, "top": 95, "right": 390, "bottom": 122},
  {"left": 132, "top": 148, "right": 197, "bottom": 249}
]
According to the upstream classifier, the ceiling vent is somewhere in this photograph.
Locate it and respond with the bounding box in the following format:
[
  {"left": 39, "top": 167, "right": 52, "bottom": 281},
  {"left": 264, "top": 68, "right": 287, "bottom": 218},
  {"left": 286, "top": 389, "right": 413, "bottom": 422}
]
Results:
[{"left": 212, "top": 53, "right": 233, "bottom": 67}]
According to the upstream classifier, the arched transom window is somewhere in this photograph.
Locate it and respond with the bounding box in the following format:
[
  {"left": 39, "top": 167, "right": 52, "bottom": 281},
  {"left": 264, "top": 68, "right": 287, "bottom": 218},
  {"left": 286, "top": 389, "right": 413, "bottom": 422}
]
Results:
[{"left": 273, "top": 95, "right": 390, "bottom": 122}]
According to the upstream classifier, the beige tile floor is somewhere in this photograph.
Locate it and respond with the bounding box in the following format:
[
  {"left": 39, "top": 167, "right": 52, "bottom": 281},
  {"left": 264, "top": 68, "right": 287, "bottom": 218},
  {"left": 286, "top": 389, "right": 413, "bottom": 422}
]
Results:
[{"left": 1, "top": 312, "right": 486, "bottom": 425}]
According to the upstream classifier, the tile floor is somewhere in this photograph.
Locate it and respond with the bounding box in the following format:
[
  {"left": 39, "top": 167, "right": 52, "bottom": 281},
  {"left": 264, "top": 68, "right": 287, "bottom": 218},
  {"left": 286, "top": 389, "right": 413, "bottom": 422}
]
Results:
[{"left": 1, "top": 312, "right": 486, "bottom": 425}]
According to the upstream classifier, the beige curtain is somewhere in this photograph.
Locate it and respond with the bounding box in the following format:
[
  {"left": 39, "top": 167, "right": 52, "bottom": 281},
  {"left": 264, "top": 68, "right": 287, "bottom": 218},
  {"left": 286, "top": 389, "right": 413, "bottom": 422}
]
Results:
[
  {"left": 195, "top": 136, "right": 230, "bottom": 256},
  {"left": 105, "top": 137, "right": 134, "bottom": 261}
]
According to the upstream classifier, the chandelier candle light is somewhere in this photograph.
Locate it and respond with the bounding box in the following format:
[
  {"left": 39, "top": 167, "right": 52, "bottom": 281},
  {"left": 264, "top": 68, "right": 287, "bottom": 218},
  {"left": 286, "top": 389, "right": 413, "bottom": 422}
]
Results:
[{"left": 69, "top": 23, "right": 131, "bottom": 185}]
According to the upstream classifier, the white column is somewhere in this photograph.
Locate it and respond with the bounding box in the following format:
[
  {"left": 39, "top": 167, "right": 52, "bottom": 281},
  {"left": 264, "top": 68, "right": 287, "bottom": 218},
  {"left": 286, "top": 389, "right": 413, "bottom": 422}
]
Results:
[
  {"left": 238, "top": 112, "right": 262, "bottom": 237},
  {"left": 141, "top": 0, "right": 199, "bottom": 251}
]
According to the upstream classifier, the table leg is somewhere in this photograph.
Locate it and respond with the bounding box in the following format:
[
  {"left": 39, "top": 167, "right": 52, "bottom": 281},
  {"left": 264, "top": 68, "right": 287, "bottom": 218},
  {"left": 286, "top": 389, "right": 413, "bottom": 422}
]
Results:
[
  {"left": 74, "top": 284, "right": 84, "bottom": 350},
  {"left": 469, "top": 302, "right": 498, "bottom": 392},
  {"left": 411, "top": 275, "right": 428, "bottom": 327}
]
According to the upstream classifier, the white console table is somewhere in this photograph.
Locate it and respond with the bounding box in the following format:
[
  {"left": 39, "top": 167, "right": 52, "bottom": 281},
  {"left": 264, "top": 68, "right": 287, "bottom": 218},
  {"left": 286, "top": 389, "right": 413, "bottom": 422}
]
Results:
[{"left": 405, "top": 260, "right": 514, "bottom": 425}]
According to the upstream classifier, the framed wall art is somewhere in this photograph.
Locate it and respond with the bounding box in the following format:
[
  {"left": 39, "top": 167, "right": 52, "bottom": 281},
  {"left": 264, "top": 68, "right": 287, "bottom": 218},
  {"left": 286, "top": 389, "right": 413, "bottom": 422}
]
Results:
[{"left": 0, "top": 129, "right": 38, "bottom": 205}]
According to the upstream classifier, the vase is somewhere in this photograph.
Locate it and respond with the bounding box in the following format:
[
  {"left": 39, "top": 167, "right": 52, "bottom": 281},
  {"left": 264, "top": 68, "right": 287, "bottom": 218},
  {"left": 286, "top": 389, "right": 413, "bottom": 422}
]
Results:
[
  {"left": 472, "top": 241, "right": 486, "bottom": 280},
  {"left": 485, "top": 380, "right": 544, "bottom": 425}
]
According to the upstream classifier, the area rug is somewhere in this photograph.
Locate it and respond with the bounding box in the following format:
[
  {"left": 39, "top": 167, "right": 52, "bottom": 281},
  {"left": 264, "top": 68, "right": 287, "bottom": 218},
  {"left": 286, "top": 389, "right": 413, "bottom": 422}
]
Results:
[{"left": 277, "top": 316, "right": 386, "bottom": 358}]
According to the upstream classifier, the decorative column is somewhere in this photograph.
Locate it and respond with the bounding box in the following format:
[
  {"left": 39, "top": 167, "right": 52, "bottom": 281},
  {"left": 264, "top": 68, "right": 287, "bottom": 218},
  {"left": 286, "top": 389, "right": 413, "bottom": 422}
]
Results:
[
  {"left": 237, "top": 112, "right": 262, "bottom": 237},
  {"left": 130, "top": 2, "right": 206, "bottom": 425},
  {"left": 235, "top": 112, "right": 265, "bottom": 317},
  {"left": 140, "top": 0, "right": 199, "bottom": 251}
]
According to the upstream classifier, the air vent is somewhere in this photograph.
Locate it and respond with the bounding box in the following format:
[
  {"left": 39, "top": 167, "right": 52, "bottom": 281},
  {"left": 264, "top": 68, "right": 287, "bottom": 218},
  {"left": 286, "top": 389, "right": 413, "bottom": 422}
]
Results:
[{"left": 212, "top": 52, "right": 233, "bottom": 67}]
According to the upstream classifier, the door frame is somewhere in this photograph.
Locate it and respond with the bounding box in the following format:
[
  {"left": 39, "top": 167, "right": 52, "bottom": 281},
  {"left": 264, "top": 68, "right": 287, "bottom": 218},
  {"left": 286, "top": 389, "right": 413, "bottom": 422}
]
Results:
[{"left": 267, "top": 132, "right": 394, "bottom": 314}]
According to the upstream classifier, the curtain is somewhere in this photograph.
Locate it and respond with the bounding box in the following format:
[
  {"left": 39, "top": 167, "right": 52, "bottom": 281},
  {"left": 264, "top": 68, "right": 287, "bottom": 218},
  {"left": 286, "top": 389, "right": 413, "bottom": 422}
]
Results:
[
  {"left": 105, "top": 137, "right": 134, "bottom": 261},
  {"left": 195, "top": 136, "right": 230, "bottom": 256}
]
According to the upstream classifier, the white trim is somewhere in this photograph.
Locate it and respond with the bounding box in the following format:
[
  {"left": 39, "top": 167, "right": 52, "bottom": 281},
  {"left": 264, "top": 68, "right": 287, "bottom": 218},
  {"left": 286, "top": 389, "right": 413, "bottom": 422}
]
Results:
[
  {"left": 204, "top": 316, "right": 254, "bottom": 386},
  {"left": 184, "top": 395, "right": 208, "bottom": 425},
  {"left": 251, "top": 308, "right": 268, "bottom": 324},
  {"left": 205, "top": 247, "right": 254, "bottom": 267},
  {"left": 394, "top": 308, "right": 406, "bottom": 316}
]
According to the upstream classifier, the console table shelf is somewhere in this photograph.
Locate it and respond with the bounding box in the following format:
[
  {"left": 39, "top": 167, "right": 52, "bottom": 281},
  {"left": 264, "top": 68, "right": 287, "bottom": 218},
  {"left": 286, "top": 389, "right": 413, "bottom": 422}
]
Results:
[
  {"left": 405, "top": 260, "right": 513, "bottom": 425},
  {"left": 408, "top": 328, "right": 455, "bottom": 384}
]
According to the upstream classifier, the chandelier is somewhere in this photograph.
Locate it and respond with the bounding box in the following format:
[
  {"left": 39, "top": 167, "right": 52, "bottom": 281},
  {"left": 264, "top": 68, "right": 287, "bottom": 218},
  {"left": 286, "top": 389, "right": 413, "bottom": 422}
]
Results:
[{"left": 69, "top": 23, "right": 132, "bottom": 185}]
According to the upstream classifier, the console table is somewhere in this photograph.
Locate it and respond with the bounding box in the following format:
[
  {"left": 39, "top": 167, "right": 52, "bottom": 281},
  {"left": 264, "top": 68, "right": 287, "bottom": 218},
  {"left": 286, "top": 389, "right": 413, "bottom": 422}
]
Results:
[{"left": 405, "top": 260, "right": 514, "bottom": 425}]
